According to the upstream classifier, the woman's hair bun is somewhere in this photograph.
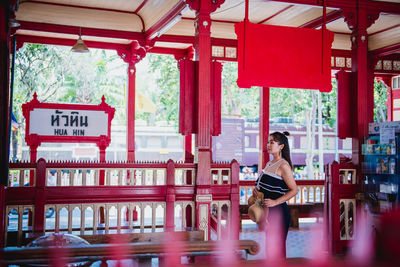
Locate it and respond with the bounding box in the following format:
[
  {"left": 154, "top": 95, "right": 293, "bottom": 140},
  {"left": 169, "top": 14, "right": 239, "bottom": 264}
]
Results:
[{"left": 283, "top": 131, "right": 290, "bottom": 136}]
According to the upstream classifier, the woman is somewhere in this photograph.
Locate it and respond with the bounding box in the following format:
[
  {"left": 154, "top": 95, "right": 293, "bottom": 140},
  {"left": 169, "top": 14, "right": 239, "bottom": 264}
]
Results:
[{"left": 253, "top": 131, "right": 298, "bottom": 257}]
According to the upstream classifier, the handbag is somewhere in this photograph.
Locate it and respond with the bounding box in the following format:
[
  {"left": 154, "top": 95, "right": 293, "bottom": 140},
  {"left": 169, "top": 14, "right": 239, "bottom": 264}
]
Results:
[{"left": 247, "top": 191, "right": 265, "bottom": 223}]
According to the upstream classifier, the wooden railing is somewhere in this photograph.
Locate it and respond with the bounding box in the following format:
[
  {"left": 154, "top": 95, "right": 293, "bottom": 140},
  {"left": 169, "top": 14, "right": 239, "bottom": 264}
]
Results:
[{"left": 4, "top": 159, "right": 240, "bottom": 246}]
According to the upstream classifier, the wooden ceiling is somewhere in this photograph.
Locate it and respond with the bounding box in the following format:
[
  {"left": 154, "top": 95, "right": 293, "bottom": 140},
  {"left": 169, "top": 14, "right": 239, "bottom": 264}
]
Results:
[{"left": 13, "top": 0, "right": 400, "bottom": 59}]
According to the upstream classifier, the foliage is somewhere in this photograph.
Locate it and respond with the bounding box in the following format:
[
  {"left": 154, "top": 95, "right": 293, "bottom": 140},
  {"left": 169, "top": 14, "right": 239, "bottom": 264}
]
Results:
[
  {"left": 147, "top": 54, "right": 180, "bottom": 125},
  {"left": 374, "top": 80, "right": 388, "bottom": 122},
  {"left": 221, "top": 61, "right": 259, "bottom": 117},
  {"left": 13, "top": 44, "right": 127, "bottom": 125}
]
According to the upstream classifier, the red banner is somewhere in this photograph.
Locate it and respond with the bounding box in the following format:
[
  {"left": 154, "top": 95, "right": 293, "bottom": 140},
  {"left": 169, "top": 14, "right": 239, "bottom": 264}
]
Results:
[{"left": 235, "top": 21, "right": 334, "bottom": 92}]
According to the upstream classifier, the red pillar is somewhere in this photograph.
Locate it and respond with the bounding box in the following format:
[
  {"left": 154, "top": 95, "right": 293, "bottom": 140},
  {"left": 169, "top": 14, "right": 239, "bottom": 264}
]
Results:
[
  {"left": 0, "top": 5, "right": 11, "bottom": 245},
  {"left": 0, "top": 3, "right": 10, "bottom": 187},
  {"left": 189, "top": 0, "right": 224, "bottom": 241},
  {"left": 117, "top": 41, "right": 146, "bottom": 163},
  {"left": 343, "top": 8, "right": 379, "bottom": 165},
  {"left": 259, "top": 87, "right": 270, "bottom": 170},
  {"left": 127, "top": 62, "right": 136, "bottom": 162}
]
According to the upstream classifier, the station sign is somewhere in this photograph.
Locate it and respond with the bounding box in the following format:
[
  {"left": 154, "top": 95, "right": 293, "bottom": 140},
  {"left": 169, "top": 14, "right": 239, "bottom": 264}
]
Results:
[{"left": 22, "top": 93, "right": 115, "bottom": 151}]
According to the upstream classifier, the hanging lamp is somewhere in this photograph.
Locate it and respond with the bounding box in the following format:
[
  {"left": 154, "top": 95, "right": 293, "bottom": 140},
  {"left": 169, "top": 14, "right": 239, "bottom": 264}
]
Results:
[{"left": 71, "top": 28, "right": 89, "bottom": 53}]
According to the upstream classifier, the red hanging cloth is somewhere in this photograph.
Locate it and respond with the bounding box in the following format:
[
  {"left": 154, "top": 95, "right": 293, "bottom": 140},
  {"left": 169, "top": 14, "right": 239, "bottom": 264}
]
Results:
[{"left": 235, "top": 21, "right": 334, "bottom": 92}]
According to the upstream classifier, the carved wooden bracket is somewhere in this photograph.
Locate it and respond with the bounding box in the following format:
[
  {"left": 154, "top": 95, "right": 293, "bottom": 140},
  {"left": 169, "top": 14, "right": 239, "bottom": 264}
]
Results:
[{"left": 117, "top": 40, "right": 146, "bottom": 66}]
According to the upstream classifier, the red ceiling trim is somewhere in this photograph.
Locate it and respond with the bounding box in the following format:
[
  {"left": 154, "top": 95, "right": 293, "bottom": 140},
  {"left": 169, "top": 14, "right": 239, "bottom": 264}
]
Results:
[
  {"left": 266, "top": 0, "right": 400, "bottom": 15},
  {"left": 134, "top": 0, "right": 149, "bottom": 13},
  {"left": 147, "top": 47, "right": 188, "bottom": 57},
  {"left": 16, "top": 34, "right": 130, "bottom": 51},
  {"left": 182, "top": 17, "right": 237, "bottom": 24},
  {"left": 145, "top": 0, "right": 187, "bottom": 40},
  {"left": 18, "top": 21, "right": 145, "bottom": 43},
  {"left": 257, "top": 5, "right": 294, "bottom": 24},
  {"left": 16, "top": 34, "right": 192, "bottom": 58},
  {"left": 157, "top": 34, "right": 194, "bottom": 44},
  {"left": 25, "top": 0, "right": 146, "bottom": 31},
  {"left": 300, "top": 9, "right": 342, "bottom": 28},
  {"left": 372, "top": 43, "right": 400, "bottom": 58},
  {"left": 369, "top": 24, "right": 400, "bottom": 37}
]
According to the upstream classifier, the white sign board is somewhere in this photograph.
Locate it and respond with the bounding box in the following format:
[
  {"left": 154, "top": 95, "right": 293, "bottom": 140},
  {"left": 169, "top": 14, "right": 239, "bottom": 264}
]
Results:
[{"left": 29, "top": 108, "right": 108, "bottom": 137}]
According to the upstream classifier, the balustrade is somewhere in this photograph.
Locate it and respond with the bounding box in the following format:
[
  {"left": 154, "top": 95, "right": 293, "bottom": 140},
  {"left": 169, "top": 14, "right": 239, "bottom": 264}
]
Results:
[{"left": 5, "top": 160, "right": 239, "bottom": 246}]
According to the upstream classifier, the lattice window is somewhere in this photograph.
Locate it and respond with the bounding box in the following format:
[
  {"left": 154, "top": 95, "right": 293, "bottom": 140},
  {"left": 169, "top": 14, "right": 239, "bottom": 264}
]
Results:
[
  {"left": 346, "top": 58, "right": 352, "bottom": 68},
  {"left": 336, "top": 57, "right": 345, "bottom": 67},
  {"left": 212, "top": 46, "right": 224, "bottom": 57},
  {"left": 225, "top": 47, "right": 237, "bottom": 58},
  {"left": 383, "top": 60, "right": 392, "bottom": 70},
  {"left": 375, "top": 60, "right": 382, "bottom": 70},
  {"left": 393, "top": 61, "right": 400, "bottom": 71}
]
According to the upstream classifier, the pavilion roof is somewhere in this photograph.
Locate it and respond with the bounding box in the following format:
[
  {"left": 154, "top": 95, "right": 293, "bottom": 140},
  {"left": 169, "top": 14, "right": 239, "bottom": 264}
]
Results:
[{"left": 14, "top": 0, "right": 400, "bottom": 72}]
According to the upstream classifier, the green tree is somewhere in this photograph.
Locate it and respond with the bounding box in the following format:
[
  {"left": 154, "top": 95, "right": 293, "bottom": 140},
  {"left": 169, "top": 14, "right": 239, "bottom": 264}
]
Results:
[{"left": 147, "top": 54, "right": 180, "bottom": 125}]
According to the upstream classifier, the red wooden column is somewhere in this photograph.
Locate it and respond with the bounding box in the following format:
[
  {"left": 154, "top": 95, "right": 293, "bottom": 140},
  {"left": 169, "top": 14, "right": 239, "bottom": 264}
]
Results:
[
  {"left": 117, "top": 41, "right": 146, "bottom": 162},
  {"left": 343, "top": 8, "right": 379, "bottom": 164},
  {"left": 259, "top": 87, "right": 270, "bottom": 170},
  {"left": 0, "top": 3, "right": 10, "bottom": 186},
  {"left": 188, "top": 0, "right": 224, "bottom": 241},
  {"left": 0, "top": 2, "right": 10, "bottom": 247}
]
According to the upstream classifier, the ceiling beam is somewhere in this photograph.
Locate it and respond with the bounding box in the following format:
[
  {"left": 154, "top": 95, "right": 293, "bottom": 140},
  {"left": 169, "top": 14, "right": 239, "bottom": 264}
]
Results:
[
  {"left": 16, "top": 34, "right": 130, "bottom": 51},
  {"left": 266, "top": 0, "right": 400, "bottom": 15},
  {"left": 257, "top": 5, "right": 294, "bottom": 24},
  {"left": 145, "top": 0, "right": 187, "bottom": 40},
  {"left": 18, "top": 21, "right": 145, "bottom": 43},
  {"left": 25, "top": 0, "right": 146, "bottom": 32},
  {"left": 300, "top": 9, "right": 342, "bottom": 28},
  {"left": 372, "top": 43, "right": 400, "bottom": 58}
]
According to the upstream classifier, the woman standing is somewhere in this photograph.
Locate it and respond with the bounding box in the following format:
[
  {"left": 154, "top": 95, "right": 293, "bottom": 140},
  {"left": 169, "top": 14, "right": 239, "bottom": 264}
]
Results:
[{"left": 253, "top": 131, "right": 298, "bottom": 257}]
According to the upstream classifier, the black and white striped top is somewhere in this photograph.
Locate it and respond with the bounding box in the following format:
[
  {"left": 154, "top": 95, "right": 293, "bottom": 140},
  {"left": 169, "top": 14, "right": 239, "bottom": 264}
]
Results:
[{"left": 255, "top": 160, "right": 290, "bottom": 200}]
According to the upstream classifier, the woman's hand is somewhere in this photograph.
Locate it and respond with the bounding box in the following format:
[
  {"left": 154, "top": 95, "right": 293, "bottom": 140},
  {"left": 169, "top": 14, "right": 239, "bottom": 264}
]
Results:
[
  {"left": 252, "top": 187, "right": 259, "bottom": 197},
  {"left": 264, "top": 198, "right": 279, "bottom": 207}
]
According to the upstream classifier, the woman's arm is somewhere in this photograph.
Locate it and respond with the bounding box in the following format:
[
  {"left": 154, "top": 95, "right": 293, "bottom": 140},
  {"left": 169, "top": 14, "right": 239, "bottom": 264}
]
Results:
[{"left": 264, "top": 163, "right": 298, "bottom": 207}]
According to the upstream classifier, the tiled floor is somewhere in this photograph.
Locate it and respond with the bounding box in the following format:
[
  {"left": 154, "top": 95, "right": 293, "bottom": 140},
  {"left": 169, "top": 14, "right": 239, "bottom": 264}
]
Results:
[{"left": 240, "top": 218, "right": 318, "bottom": 260}]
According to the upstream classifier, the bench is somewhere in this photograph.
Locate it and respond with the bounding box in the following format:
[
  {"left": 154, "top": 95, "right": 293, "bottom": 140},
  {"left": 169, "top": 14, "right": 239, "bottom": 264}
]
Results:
[
  {"left": 239, "top": 202, "right": 324, "bottom": 229},
  {"left": 1, "top": 238, "right": 259, "bottom": 266},
  {"left": 2, "top": 230, "right": 259, "bottom": 265}
]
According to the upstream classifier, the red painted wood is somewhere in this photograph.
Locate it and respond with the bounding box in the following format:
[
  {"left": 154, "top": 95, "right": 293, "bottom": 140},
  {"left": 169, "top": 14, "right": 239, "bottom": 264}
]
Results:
[
  {"left": 33, "top": 159, "right": 46, "bottom": 233},
  {"left": 0, "top": 4, "right": 10, "bottom": 188},
  {"left": 0, "top": 185, "right": 5, "bottom": 248},
  {"left": 16, "top": 34, "right": 130, "bottom": 51},
  {"left": 336, "top": 69, "right": 355, "bottom": 139},
  {"left": 300, "top": 10, "right": 342, "bottom": 28},
  {"left": 264, "top": 0, "right": 400, "bottom": 15},
  {"left": 344, "top": 8, "right": 378, "bottom": 164},
  {"left": 369, "top": 23, "right": 400, "bottom": 37},
  {"left": 145, "top": 0, "right": 187, "bottom": 40},
  {"left": 327, "top": 162, "right": 358, "bottom": 255},
  {"left": 18, "top": 21, "right": 145, "bottom": 44},
  {"left": 230, "top": 160, "right": 240, "bottom": 239},
  {"left": 372, "top": 43, "right": 400, "bottom": 58},
  {"left": 178, "top": 58, "right": 196, "bottom": 135},
  {"left": 183, "top": 135, "right": 194, "bottom": 164},
  {"left": 259, "top": 87, "right": 270, "bottom": 170},
  {"left": 166, "top": 159, "right": 175, "bottom": 231},
  {"left": 211, "top": 61, "right": 222, "bottom": 136},
  {"left": 236, "top": 22, "right": 334, "bottom": 91},
  {"left": 127, "top": 62, "right": 136, "bottom": 162},
  {"left": 257, "top": 5, "right": 294, "bottom": 24}
]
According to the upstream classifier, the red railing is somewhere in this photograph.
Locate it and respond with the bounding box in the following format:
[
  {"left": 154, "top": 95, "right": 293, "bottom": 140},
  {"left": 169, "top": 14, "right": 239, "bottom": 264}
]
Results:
[{"left": 4, "top": 159, "right": 240, "bottom": 246}]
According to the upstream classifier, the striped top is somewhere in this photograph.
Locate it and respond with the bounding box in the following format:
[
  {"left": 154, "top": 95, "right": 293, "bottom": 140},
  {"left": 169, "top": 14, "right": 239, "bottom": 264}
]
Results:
[{"left": 255, "top": 159, "right": 290, "bottom": 200}]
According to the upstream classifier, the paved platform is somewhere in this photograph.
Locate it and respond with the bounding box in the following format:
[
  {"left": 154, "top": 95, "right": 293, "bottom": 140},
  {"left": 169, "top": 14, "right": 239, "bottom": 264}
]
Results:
[{"left": 240, "top": 218, "right": 319, "bottom": 260}]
